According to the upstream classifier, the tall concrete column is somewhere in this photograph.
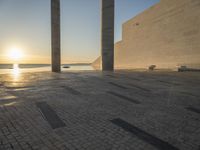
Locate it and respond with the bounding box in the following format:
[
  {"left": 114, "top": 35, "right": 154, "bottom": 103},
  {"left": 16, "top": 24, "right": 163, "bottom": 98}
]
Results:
[
  {"left": 51, "top": 0, "right": 61, "bottom": 72},
  {"left": 101, "top": 0, "right": 115, "bottom": 71}
]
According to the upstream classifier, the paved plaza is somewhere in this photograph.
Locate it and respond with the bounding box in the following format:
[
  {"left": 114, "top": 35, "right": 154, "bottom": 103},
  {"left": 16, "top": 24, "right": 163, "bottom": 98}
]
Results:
[{"left": 0, "top": 71, "right": 200, "bottom": 150}]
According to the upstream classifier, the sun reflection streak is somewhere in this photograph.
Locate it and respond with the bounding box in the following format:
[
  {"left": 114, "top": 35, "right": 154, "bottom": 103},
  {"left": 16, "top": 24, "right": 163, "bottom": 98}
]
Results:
[{"left": 12, "top": 64, "right": 21, "bottom": 81}]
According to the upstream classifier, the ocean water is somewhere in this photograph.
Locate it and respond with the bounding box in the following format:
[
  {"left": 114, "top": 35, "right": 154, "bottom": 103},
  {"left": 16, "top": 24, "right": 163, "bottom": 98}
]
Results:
[{"left": 0, "top": 64, "right": 93, "bottom": 74}]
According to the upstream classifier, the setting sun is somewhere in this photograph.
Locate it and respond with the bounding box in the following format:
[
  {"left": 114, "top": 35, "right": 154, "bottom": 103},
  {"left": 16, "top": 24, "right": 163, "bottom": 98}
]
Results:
[{"left": 8, "top": 47, "right": 24, "bottom": 61}]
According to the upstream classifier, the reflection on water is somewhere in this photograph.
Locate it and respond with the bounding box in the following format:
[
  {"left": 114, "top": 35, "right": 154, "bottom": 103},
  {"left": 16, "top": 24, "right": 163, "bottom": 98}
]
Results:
[
  {"left": 0, "top": 64, "right": 94, "bottom": 75},
  {"left": 12, "top": 64, "right": 20, "bottom": 80}
]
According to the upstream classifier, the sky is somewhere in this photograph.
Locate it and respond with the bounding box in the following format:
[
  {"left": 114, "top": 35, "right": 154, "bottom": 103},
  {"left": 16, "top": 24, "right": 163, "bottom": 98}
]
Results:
[{"left": 0, "top": 0, "right": 159, "bottom": 64}]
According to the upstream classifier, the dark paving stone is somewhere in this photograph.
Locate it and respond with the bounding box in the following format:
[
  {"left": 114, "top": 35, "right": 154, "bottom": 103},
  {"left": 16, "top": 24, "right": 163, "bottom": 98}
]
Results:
[
  {"left": 60, "top": 86, "right": 81, "bottom": 95},
  {"left": 128, "top": 84, "right": 150, "bottom": 92},
  {"left": 186, "top": 107, "right": 200, "bottom": 114},
  {"left": 108, "top": 82, "right": 128, "bottom": 89},
  {"left": 158, "top": 80, "right": 180, "bottom": 86},
  {"left": 36, "top": 102, "right": 66, "bottom": 129},
  {"left": 10, "top": 144, "right": 14, "bottom": 149},
  {"left": 111, "top": 118, "right": 179, "bottom": 150},
  {"left": 107, "top": 91, "right": 140, "bottom": 104},
  {"left": 106, "top": 74, "right": 117, "bottom": 78}
]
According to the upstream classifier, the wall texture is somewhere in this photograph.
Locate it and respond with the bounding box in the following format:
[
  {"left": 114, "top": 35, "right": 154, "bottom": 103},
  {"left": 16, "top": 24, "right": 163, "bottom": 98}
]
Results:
[{"left": 93, "top": 0, "right": 200, "bottom": 70}]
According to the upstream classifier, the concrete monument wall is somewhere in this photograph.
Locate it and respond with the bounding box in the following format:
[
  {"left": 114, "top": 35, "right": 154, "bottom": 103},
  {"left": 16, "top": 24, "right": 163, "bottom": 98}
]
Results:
[{"left": 93, "top": 0, "right": 200, "bottom": 69}]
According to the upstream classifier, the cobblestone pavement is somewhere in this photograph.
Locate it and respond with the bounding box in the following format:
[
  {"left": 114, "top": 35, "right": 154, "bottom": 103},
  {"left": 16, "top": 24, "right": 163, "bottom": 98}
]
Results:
[{"left": 0, "top": 70, "right": 200, "bottom": 150}]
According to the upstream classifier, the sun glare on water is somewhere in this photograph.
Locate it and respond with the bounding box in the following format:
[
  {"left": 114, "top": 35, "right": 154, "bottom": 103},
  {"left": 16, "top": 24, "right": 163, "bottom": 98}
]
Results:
[{"left": 12, "top": 63, "right": 20, "bottom": 78}]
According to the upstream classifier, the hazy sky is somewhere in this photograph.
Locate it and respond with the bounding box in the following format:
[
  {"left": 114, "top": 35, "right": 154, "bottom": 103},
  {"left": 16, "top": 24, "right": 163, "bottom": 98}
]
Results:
[{"left": 0, "top": 0, "right": 159, "bottom": 64}]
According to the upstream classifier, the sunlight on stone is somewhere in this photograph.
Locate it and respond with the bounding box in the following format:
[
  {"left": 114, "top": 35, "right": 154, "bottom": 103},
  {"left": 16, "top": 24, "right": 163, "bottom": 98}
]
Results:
[
  {"left": 4, "top": 102, "right": 17, "bottom": 106},
  {"left": 11, "top": 88, "right": 30, "bottom": 91},
  {"left": 0, "top": 96, "right": 17, "bottom": 100}
]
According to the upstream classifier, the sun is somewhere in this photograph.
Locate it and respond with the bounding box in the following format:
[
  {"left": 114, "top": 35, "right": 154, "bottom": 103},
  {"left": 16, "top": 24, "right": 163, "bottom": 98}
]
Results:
[{"left": 8, "top": 47, "right": 24, "bottom": 61}]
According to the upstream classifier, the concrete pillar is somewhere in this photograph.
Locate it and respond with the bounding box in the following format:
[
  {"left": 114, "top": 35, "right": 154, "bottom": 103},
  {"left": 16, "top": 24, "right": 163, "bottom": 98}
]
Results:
[
  {"left": 101, "top": 0, "right": 115, "bottom": 71},
  {"left": 51, "top": 0, "right": 61, "bottom": 72}
]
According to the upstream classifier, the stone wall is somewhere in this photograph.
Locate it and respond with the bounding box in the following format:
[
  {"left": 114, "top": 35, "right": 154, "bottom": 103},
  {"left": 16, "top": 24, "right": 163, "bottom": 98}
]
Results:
[{"left": 93, "top": 0, "right": 200, "bottom": 70}]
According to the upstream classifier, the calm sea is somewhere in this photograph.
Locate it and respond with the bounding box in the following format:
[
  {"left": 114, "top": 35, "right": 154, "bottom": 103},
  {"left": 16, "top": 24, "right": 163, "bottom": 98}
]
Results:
[
  {"left": 0, "top": 64, "right": 93, "bottom": 74},
  {"left": 0, "top": 64, "right": 50, "bottom": 69}
]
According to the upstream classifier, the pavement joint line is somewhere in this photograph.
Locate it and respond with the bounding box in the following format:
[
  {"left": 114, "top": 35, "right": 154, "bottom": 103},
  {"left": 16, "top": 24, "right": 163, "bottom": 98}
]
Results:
[
  {"left": 111, "top": 118, "right": 180, "bottom": 150},
  {"left": 107, "top": 91, "right": 141, "bottom": 104},
  {"left": 108, "top": 82, "right": 128, "bottom": 89},
  {"left": 181, "top": 92, "right": 199, "bottom": 98}
]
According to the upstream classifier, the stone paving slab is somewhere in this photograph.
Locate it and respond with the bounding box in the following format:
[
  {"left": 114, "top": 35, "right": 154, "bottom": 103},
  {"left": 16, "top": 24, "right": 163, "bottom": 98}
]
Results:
[{"left": 0, "top": 71, "right": 200, "bottom": 150}]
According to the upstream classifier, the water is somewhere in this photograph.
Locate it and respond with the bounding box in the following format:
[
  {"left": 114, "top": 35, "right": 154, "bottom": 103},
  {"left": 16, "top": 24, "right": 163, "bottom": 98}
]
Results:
[
  {"left": 0, "top": 64, "right": 94, "bottom": 74},
  {"left": 0, "top": 64, "right": 50, "bottom": 69}
]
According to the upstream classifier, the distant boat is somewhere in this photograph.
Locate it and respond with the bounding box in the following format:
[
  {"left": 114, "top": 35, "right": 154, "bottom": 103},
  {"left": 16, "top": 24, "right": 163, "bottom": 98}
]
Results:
[{"left": 62, "top": 65, "right": 70, "bottom": 68}]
